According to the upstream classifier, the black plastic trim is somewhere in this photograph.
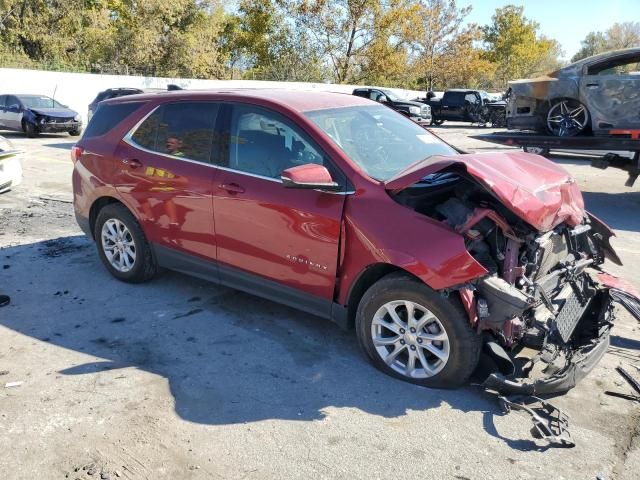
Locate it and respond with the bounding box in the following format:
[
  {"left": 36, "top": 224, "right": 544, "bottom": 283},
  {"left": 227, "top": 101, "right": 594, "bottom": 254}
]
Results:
[{"left": 152, "top": 244, "right": 349, "bottom": 329}]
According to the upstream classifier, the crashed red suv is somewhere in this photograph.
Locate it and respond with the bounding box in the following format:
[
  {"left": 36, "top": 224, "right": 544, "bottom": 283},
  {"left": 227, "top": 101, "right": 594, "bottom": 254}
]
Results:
[{"left": 72, "top": 89, "right": 640, "bottom": 393}]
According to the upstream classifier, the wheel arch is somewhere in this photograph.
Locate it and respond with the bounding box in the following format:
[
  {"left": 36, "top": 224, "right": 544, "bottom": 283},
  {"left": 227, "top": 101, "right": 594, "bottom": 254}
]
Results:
[
  {"left": 89, "top": 196, "right": 128, "bottom": 239},
  {"left": 343, "top": 263, "right": 421, "bottom": 329}
]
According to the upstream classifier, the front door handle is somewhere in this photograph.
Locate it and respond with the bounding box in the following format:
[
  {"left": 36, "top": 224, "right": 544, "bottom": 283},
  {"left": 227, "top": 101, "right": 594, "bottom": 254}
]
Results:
[
  {"left": 586, "top": 82, "right": 600, "bottom": 88},
  {"left": 123, "top": 158, "right": 142, "bottom": 169},
  {"left": 220, "top": 182, "right": 245, "bottom": 194}
]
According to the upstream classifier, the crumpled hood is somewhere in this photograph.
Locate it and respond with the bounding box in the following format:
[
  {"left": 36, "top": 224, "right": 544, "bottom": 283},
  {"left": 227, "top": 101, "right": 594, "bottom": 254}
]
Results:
[
  {"left": 29, "top": 107, "right": 77, "bottom": 118},
  {"left": 385, "top": 151, "right": 585, "bottom": 232}
]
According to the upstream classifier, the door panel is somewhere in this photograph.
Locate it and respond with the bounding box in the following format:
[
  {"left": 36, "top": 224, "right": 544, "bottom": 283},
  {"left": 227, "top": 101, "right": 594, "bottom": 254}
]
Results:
[
  {"left": 214, "top": 171, "right": 344, "bottom": 299},
  {"left": 581, "top": 74, "right": 640, "bottom": 129},
  {"left": 5, "top": 96, "right": 22, "bottom": 131},
  {"left": 112, "top": 102, "right": 219, "bottom": 260},
  {"left": 213, "top": 103, "right": 346, "bottom": 300}
]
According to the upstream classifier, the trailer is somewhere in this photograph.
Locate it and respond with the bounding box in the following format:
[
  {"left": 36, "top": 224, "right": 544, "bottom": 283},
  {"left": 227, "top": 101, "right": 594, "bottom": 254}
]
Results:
[{"left": 472, "top": 131, "right": 640, "bottom": 186}]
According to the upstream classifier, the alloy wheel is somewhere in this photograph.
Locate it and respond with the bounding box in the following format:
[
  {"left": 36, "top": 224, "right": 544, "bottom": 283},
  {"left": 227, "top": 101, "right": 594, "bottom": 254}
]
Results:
[
  {"left": 371, "top": 300, "right": 450, "bottom": 379},
  {"left": 101, "top": 218, "right": 137, "bottom": 273},
  {"left": 546, "top": 100, "right": 588, "bottom": 137}
]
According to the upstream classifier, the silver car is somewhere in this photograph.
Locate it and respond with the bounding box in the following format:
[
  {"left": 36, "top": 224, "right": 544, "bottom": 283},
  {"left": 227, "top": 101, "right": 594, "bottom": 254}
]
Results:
[{"left": 506, "top": 48, "right": 640, "bottom": 136}]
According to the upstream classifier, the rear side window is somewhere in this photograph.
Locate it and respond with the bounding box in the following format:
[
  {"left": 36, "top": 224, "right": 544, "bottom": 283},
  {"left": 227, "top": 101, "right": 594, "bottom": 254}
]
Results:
[
  {"left": 83, "top": 102, "right": 144, "bottom": 139},
  {"left": 129, "top": 102, "right": 219, "bottom": 163}
]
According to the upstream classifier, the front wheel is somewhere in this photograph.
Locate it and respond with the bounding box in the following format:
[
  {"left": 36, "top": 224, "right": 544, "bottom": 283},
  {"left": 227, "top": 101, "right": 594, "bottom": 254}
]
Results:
[
  {"left": 431, "top": 118, "right": 445, "bottom": 126},
  {"left": 356, "top": 273, "right": 481, "bottom": 388},
  {"left": 23, "top": 121, "right": 38, "bottom": 138},
  {"left": 69, "top": 128, "right": 82, "bottom": 137},
  {"left": 94, "top": 203, "right": 157, "bottom": 283}
]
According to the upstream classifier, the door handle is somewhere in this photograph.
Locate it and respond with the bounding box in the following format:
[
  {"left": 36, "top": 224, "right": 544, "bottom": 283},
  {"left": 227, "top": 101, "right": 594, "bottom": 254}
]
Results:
[
  {"left": 586, "top": 82, "right": 600, "bottom": 88},
  {"left": 220, "top": 182, "right": 245, "bottom": 194},
  {"left": 122, "top": 158, "right": 142, "bottom": 169}
]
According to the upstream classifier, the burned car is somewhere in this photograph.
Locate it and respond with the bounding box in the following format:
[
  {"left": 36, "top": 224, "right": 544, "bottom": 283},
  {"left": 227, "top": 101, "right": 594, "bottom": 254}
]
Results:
[
  {"left": 507, "top": 48, "right": 640, "bottom": 136},
  {"left": 73, "top": 90, "right": 639, "bottom": 393}
]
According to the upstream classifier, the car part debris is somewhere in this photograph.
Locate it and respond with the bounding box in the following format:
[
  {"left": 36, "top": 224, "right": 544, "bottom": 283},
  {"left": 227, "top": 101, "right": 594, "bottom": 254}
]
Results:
[
  {"left": 499, "top": 395, "right": 575, "bottom": 447},
  {"left": 616, "top": 366, "right": 640, "bottom": 396},
  {"left": 4, "top": 381, "right": 23, "bottom": 388},
  {"left": 604, "top": 390, "right": 640, "bottom": 403}
]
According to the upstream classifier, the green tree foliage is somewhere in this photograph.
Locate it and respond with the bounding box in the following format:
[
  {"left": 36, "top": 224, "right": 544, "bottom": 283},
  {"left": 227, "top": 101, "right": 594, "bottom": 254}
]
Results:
[
  {"left": 572, "top": 22, "right": 640, "bottom": 62},
  {"left": 482, "top": 5, "right": 562, "bottom": 87}
]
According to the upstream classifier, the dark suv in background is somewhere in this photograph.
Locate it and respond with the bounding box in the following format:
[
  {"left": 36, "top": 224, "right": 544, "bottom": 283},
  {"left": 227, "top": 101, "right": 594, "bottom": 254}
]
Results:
[
  {"left": 353, "top": 87, "right": 431, "bottom": 126},
  {"left": 88, "top": 88, "right": 144, "bottom": 121},
  {"left": 88, "top": 85, "right": 185, "bottom": 121}
]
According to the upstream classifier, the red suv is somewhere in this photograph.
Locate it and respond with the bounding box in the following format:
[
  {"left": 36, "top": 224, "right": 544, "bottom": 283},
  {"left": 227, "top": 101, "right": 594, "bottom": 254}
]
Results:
[{"left": 72, "top": 89, "right": 640, "bottom": 393}]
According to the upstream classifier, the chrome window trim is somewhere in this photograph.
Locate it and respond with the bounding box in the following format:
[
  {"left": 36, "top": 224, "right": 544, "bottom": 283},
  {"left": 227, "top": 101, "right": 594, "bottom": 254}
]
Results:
[{"left": 123, "top": 103, "right": 355, "bottom": 194}]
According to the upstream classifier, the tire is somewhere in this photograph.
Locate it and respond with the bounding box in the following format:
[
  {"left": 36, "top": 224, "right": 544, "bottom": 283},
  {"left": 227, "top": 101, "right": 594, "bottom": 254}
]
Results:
[
  {"left": 68, "top": 128, "right": 82, "bottom": 137},
  {"left": 94, "top": 203, "right": 157, "bottom": 283},
  {"left": 356, "top": 272, "right": 481, "bottom": 389},
  {"left": 23, "top": 121, "right": 38, "bottom": 138},
  {"left": 546, "top": 98, "right": 590, "bottom": 137},
  {"left": 431, "top": 118, "right": 444, "bottom": 126}
]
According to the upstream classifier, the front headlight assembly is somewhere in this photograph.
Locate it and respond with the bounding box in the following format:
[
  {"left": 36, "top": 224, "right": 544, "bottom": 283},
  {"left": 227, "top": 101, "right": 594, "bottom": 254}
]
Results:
[{"left": 408, "top": 106, "right": 421, "bottom": 115}]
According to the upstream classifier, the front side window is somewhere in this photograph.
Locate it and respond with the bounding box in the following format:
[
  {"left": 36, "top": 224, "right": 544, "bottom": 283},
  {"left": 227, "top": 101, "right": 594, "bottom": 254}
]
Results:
[
  {"left": 130, "top": 102, "right": 218, "bottom": 163},
  {"left": 305, "top": 105, "right": 456, "bottom": 181},
  {"left": 588, "top": 54, "right": 640, "bottom": 76},
  {"left": 225, "top": 104, "right": 325, "bottom": 178}
]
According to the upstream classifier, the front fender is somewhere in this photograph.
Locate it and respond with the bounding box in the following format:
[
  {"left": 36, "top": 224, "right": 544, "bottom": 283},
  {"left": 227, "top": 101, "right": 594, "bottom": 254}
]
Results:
[{"left": 337, "top": 196, "right": 488, "bottom": 304}]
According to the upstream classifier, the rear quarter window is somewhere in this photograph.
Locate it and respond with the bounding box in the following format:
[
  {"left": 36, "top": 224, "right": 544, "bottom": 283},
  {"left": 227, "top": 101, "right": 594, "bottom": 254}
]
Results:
[{"left": 83, "top": 102, "right": 144, "bottom": 139}]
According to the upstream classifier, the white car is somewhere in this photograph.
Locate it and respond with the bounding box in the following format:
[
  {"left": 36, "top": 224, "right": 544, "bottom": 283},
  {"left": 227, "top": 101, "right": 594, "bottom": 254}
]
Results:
[{"left": 0, "top": 136, "right": 23, "bottom": 193}]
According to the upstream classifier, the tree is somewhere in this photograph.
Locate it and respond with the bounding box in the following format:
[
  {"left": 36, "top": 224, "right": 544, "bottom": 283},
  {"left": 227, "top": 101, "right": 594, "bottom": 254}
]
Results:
[
  {"left": 410, "top": 0, "right": 473, "bottom": 91},
  {"left": 291, "top": 0, "right": 382, "bottom": 83},
  {"left": 222, "top": 0, "right": 328, "bottom": 81},
  {"left": 572, "top": 22, "right": 640, "bottom": 62},
  {"left": 482, "top": 5, "right": 562, "bottom": 87}
]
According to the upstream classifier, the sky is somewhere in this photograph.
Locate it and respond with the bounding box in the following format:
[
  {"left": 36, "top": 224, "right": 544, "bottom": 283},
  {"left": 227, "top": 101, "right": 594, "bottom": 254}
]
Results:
[{"left": 462, "top": 0, "right": 638, "bottom": 60}]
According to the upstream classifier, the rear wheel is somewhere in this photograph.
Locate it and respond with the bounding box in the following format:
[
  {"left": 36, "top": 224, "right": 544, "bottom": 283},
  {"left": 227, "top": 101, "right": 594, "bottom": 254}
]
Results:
[
  {"left": 546, "top": 99, "right": 589, "bottom": 137},
  {"left": 94, "top": 203, "right": 157, "bottom": 283},
  {"left": 356, "top": 273, "right": 481, "bottom": 388}
]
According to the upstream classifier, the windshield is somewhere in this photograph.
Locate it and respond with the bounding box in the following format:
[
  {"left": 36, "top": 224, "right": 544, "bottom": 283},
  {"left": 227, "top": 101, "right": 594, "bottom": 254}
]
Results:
[
  {"left": 381, "top": 89, "right": 403, "bottom": 102},
  {"left": 305, "top": 105, "right": 457, "bottom": 181},
  {"left": 18, "top": 95, "right": 65, "bottom": 109}
]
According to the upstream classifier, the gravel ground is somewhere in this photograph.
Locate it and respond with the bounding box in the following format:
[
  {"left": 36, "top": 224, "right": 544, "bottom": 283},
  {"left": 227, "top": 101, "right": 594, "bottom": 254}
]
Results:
[{"left": 0, "top": 125, "right": 639, "bottom": 480}]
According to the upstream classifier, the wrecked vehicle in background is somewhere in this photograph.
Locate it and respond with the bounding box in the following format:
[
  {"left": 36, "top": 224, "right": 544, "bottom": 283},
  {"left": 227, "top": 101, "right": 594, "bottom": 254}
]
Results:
[
  {"left": 416, "top": 89, "right": 506, "bottom": 127},
  {"left": 506, "top": 48, "right": 640, "bottom": 137},
  {"left": 73, "top": 90, "right": 640, "bottom": 394},
  {"left": 0, "top": 135, "right": 22, "bottom": 193},
  {"left": 0, "top": 94, "right": 82, "bottom": 138}
]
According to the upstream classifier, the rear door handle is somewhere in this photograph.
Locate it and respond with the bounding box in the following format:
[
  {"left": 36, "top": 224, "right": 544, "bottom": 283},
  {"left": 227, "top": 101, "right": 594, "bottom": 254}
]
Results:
[
  {"left": 122, "top": 158, "right": 142, "bottom": 169},
  {"left": 220, "top": 182, "right": 245, "bottom": 194}
]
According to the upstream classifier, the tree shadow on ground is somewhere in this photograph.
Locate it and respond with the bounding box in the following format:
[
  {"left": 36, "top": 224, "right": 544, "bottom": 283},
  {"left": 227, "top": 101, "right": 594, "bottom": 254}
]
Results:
[{"left": 1, "top": 235, "right": 543, "bottom": 449}]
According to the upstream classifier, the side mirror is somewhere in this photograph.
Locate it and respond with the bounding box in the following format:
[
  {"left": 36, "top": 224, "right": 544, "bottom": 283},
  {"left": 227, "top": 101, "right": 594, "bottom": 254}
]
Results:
[
  {"left": 281, "top": 164, "right": 341, "bottom": 191},
  {"left": 8, "top": 104, "right": 20, "bottom": 113},
  {"left": 376, "top": 94, "right": 388, "bottom": 103}
]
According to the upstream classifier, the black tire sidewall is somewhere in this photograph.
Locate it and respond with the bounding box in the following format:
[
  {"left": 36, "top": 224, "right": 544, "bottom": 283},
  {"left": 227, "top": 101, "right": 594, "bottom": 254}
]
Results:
[
  {"left": 94, "top": 204, "right": 155, "bottom": 283},
  {"left": 356, "top": 274, "right": 481, "bottom": 389},
  {"left": 24, "top": 121, "right": 38, "bottom": 138}
]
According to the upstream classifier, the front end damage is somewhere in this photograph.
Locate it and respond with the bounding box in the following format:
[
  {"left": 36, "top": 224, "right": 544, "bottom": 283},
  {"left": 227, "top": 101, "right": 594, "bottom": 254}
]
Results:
[{"left": 390, "top": 152, "right": 640, "bottom": 395}]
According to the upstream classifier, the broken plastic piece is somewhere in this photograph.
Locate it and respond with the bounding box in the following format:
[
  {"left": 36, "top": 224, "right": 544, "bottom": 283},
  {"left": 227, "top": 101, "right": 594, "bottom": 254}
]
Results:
[
  {"left": 4, "top": 381, "right": 23, "bottom": 388},
  {"left": 499, "top": 395, "right": 575, "bottom": 448}
]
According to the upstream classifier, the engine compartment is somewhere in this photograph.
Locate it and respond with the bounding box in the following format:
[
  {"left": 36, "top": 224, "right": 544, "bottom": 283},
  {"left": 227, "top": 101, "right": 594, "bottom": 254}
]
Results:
[{"left": 392, "top": 168, "right": 615, "bottom": 393}]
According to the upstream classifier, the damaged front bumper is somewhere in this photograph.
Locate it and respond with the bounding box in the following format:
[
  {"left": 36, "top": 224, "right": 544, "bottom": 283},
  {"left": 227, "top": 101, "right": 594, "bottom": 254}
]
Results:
[{"left": 483, "top": 271, "right": 640, "bottom": 395}]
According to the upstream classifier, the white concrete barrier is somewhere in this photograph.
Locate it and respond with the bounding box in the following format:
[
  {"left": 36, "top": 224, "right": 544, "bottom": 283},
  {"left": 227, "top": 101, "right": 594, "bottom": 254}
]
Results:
[{"left": 0, "top": 68, "right": 428, "bottom": 122}]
